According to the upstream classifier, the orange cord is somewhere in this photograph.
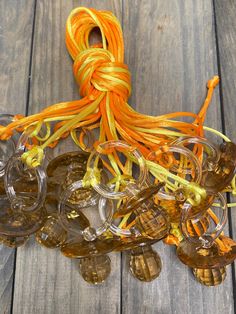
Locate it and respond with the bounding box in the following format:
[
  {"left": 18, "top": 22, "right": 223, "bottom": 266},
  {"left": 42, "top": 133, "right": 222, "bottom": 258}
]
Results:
[{"left": 0, "top": 7, "right": 219, "bottom": 167}]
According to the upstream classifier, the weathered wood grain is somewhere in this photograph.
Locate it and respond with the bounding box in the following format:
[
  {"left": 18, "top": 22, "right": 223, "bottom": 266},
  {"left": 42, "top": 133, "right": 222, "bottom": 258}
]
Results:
[
  {"left": 0, "top": 0, "right": 36, "bottom": 313},
  {"left": 12, "top": 1, "right": 122, "bottom": 314},
  {"left": 214, "top": 0, "right": 236, "bottom": 268},
  {"left": 122, "top": 1, "right": 235, "bottom": 314}
]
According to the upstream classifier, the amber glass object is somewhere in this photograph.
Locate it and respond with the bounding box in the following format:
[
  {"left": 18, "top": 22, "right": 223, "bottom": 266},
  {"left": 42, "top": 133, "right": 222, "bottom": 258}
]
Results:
[
  {"left": 201, "top": 142, "right": 236, "bottom": 193},
  {"left": 0, "top": 234, "right": 29, "bottom": 248},
  {"left": 0, "top": 195, "right": 46, "bottom": 237},
  {"left": 129, "top": 245, "right": 162, "bottom": 282},
  {"left": 185, "top": 214, "right": 210, "bottom": 237},
  {"left": 115, "top": 236, "right": 157, "bottom": 252},
  {"left": 79, "top": 254, "right": 111, "bottom": 284},
  {"left": 35, "top": 216, "right": 67, "bottom": 249},
  {"left": 121, "top": 185, "right": 169, "bottom": 240},
  {"left": 177, "top": 236, "right": 236, "bottom": 268},
  {"left": 193, "top": 267, "right": 226, "bottom": 286},
  {"left": 61, "top": 235, "right": 119, "bottom": 259},
  {"left": 46, "top": 151, "right": 94, "bottom": 204}
]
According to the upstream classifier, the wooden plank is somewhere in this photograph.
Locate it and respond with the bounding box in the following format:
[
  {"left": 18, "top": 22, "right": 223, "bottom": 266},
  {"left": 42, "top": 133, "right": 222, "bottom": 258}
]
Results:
[
  {"left": 214, "top": 1, "right": 236, "bottom": 261},
  {"left": 122, "top": 1, "right": 235, "bottom": 314},
  {"left": 12, "top": 1, "right": 122, "bottom": 314},
  {"left": 0, "top": 0, "right": 36, "bottom": 313}
]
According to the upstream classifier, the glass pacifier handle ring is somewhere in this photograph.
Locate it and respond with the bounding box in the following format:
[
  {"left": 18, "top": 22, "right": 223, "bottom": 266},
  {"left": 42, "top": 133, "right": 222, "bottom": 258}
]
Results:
[
  {"left": 4, "top": 152, "right": 47, "bottom": 212},
  {"left": 87, "top": 140, "right": 147, "bottom": 200},
  {"left": 99, "top": 183, "right": 166, "bottom": 238},
  {"left": 4, "top": 128, "right": 47, "bottom": 212},
  {"left": 58, "top": 180, "right": 114, "bottom": 239},
  {"left": 99, "top": 196, "right": 134, "bottom": 237},
  {"left": 146, "top": 144, "right": 202, "bottom": 203},
  {"left": 181, "top": 192, "right": 227, "bottom": 248},
  {"left": 173, "top": 136, "right": 220, "bottom": 167},
  {"left": 147, "top": 144, "right": 202, "bottom": 182}
]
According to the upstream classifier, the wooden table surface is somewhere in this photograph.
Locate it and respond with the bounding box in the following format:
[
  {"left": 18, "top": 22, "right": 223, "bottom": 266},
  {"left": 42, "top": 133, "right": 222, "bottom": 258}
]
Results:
[{"left": 0, "top": 1, "right": 236, "bottom": 313}]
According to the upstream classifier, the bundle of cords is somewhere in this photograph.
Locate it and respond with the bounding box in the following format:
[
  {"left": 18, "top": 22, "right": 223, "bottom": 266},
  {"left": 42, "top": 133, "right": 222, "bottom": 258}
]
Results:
[{"left": 0, "top": 7, "right": 224, "bottom": 204}]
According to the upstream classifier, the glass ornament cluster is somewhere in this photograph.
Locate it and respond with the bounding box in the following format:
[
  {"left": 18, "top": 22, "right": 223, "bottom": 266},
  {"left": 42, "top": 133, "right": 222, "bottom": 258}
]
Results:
[{"left": 0, "top": 114, "right": 235, "bottom": 286}]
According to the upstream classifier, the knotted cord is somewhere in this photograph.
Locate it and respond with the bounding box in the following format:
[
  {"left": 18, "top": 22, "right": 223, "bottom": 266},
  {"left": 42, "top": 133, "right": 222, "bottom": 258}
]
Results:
[{"left": 0, "top": 7, "right": 220, "bottom": 203}]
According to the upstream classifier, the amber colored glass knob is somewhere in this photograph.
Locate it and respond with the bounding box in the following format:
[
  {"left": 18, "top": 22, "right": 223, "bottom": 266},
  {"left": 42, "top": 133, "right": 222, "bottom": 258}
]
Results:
[
  {"left": 129, "top": 245, "right": 162, "bottom": 282},
  {"left": 117, "top": 184, "right": 169, "bottom": 240},
  {"left": 156, "top": 198, "right": 182, "bottom": 223},
  {"left": 193, "top": 267, "right": 226, "bottom": 286},
  {"left": 35, "top": 216, "right": 67, "bottom": 249},
  {"left": 135, "top": 208, "right": 169, "bottom": 240},
  {"left": 119, "top": 184, "right": 164, "bottom": 217},
  {"left": 79, "top": 254, "right": 111, "bottom": 284},
  {"left": 0, "top": 234, "right": 29, "bottom": 248}
]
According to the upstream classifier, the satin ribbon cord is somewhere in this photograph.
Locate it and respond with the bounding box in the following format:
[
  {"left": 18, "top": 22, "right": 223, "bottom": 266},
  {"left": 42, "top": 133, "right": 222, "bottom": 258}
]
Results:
[{"left": 0, "top": 7, "right": 223, "bottom": 205}]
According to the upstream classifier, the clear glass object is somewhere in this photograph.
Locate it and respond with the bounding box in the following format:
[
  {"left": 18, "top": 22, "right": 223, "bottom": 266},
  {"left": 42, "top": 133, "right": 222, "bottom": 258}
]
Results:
[
  {"left": 181, "top": 192, "right": 227, "bottom": 248},
  {"left": 122, "top": 184, "right": 169, "bottom": 240},
  {"left": 86, "top": 140, "right": 147, "bottom": 199},
  {"left": 46, "top": 151, "right": 92, "bottom": 200},
  {"left": 59, "top": 180, "right": 114, "bottom": 240},
  {"left": 99, "top": 183, "right": 169, "bottom": 240},
  {"left": 37, "top": 148, "right": 98, "bottom": 249},
  {"left": 34, "top": 196, "right": 72, "bottom": 249},
  {"left": 147, "top": 144, "right": 202, "bottom": 183},
  {"left": 173, "top": 137, "right": 236, "bottom": 193},
  {"left": 173, "top": 136, "right": 219, "bottom": 165},
  {"left": 4, "top": 153, "right": 47, "bottom": 213}
]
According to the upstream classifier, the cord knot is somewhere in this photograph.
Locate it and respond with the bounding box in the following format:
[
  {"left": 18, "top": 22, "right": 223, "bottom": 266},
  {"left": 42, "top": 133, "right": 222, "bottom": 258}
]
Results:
[
  {"left": 207, "top": 76, "right": 219, "bottom": 89},
  {"left": 21, "top": 146, "right": 44, "bottom": 168},
  {"left": 73, "top": 48, "right": 131, "bottom": 101}
]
